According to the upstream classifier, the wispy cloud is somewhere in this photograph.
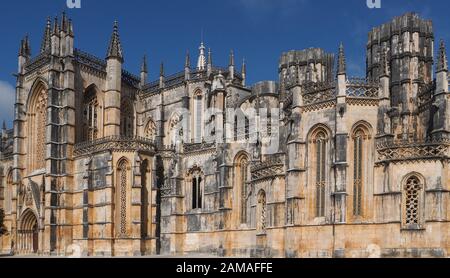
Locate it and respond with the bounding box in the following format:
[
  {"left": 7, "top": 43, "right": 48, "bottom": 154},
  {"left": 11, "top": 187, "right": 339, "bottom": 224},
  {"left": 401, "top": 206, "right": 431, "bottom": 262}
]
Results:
[{"left": 0, "top": 81, "right": 15, "bottom": 125}]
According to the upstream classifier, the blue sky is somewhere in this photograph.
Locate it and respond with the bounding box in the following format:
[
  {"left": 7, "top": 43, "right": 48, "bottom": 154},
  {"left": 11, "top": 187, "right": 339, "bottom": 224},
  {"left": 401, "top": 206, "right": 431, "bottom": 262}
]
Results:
[{"left": 0, "top": 0, "right": 449, "bottom": 125}]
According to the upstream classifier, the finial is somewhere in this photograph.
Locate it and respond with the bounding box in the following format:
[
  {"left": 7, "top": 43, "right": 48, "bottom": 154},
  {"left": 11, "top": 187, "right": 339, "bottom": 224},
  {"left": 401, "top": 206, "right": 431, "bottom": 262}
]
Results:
[
  {"left": 437, "top": 39, "right": 448, "bottom": 72},
  {"left": 242, "top": 58, "right": 247, "bottom": 75},
  {"left": 106, "top": 20, "right": 124, "bottom": 62},
  {"left": 208, "top": 48, "right": 212, "bottom": 66},
  {"left": 141, "top": 55, "right": 148, "bottom": 73},
  {"left": 185, "top": 50, "right": 190, "bottom": 68},
  {"left": 40, "top": 17, "right": 52, "bottom": 53},
  {"left": 229, "top": 50, "right": 235, "bottom": 67},
  {"left": 53, "top": 16, "right": 60, "bottom": 35},
  {"left": 337, "top": 42, "right": 346, "bottom": 75},
  {"left": 160, "top": 62, "right": 165, "bottom": 77}
]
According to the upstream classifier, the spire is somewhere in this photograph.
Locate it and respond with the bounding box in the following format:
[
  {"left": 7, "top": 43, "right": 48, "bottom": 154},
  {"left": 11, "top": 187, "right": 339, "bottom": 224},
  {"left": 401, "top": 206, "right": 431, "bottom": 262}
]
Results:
[
  {"left": 106, "top": 20, "right": 124, "bottom": 62},
  {"left": 68, "top": 19, "right": 74, "bottom": 37},
  {"left": 229, "top": 50, "right": 235, "bottom": 67},
  {"left": 19, "top": 38, "right": 25, "bottom": 57},
  {"left": 197, "top": 41, "right": 206, "bottom": 70},
  {"left": 52, "top": 16, "right": 60, "bottom": 35},
  {"left": 208, "top": 48, "right": 213, "bottom": 66},
  {"left": 437, "top": 39, "right": 448, "bottom": 72},
  {"left": 160, "top": 62, "right": 165, "bottom": 77},
  {"left": 40, "top": 17, "right": 52, "bottom": 53},
  {"left": 141, "top": 55, "right": 148, "bottom": 73},
  {"left": 185, "top": 50, "right": 191, "bottom": 68},
  {"left": 2, "top": 121, "right": 6, "bottom": 131},
  {"left": 24, "top": 35, "right": 31, "bottom": 57},
  {"left": 337, "top": 42, "right": 346, "bottom": 76},
  {"left": 242, "top": 58, "right": 247, "bottom": 76},
  {"left": 61, "top": 11, "right": 68, "bottom": 32}
]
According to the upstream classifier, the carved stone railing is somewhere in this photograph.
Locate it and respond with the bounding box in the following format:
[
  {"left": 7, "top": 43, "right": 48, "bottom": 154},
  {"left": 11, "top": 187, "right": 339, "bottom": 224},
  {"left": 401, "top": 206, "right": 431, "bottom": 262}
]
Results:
[
  {"left": 74, "top": 136, "right": 155, "bottom": 156},
  {"left": 376, "top": 138, "right": 450, "bottom": 164},
  {"left": 25, "top": 51, "right": 51, "bottom": 73},
  {"left": 183, "top": 141, "right": 215, "bottom": 153},
  {"left": 302, "top": 81, "right": 336, "bottom": 106},
  {"left": 251, "top": 154, "right": 285, "bottom": 182},
  {"left": 346, "top": 77, "right": 379, "bottom": 98}
]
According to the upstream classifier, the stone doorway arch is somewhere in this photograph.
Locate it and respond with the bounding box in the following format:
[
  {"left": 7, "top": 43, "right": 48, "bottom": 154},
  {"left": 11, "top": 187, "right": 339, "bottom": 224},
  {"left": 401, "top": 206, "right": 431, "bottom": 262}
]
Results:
[{"left": 18, "top": 209, "right": 39, "bottom": 254}]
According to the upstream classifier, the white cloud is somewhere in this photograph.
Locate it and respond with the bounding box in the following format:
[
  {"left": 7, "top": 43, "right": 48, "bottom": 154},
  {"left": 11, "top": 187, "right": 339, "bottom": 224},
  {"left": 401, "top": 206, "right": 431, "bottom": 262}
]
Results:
[{"left": 0, "top": 80, "right": 15, "bottom": 126}]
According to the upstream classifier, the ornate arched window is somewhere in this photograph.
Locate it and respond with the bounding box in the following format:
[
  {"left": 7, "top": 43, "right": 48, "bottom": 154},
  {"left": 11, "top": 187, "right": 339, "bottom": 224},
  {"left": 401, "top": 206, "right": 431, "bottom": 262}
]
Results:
[
  {"left": 29, "top": 83, "right": 48, "bottom": 171},
  {"left": 188, "top": 167, "right": 203, "bottom": 210},
  {"left": 4, "top": 171, "right": 13, "bottom": 214},
  {"left": 235, "top": 154, "right": 249, "bottom": 224},
  {"left": 257, "top": 190, "right": 267, "bottom": 234},
  {"left": 403, "top": 175, "right": 423, "bottom": 229},
  {"left": 144, "top": 120, "right": 156, "bottom": 141},
  {"left": 121, "top": 99, "right": 134, "bottom": 137},
  {"left": 353, "top": 129, "right": 365, "bottom": 216},
  {"left": 314, "top": 131, "right": 327, "bottom": 217},
  {"left": 193, "top": 90, "right": 203, "bottom": 143},
  {"left": 116, "top": 159, "right": 130, "bottom": 237},
  {"left": 140, "top": 159, "right": 149, "bottom": 238},
  {"left": 83, "top": 87, "right": 99, "bottom": 141}
]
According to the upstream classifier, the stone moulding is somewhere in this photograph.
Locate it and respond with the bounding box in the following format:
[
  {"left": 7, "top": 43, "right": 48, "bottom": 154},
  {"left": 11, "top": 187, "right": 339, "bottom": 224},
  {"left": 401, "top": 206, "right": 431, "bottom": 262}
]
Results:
[
  {"left": 376, "top": 139, "right": 450, "bottom": 164},
  {"left": 251, "top": 154, "right": 285, "bottom": 183},
  {"left": 74, "top": 136, "right": 155, "bottom": 157}
]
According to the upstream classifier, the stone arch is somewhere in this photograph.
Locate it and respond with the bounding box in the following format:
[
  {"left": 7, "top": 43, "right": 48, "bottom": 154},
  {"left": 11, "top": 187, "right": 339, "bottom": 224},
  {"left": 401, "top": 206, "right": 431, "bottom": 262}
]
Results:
[
  {"left": 18, "top": 208, "right": 39, "bottom": 253},
  {"left": 350, "top": 121, "right": 373, "bottom": 217},
  {"left": 144, "top": 118, "right": 157, "bottom": 141},
  {"left": 234, "top": 151, "right": 250, "bottom": 224},
  {"left": 26, "top": 80, "right": 48, "bottom": 171},
  {"left": 82, "top": 84, "right": 102, "bottom": 141},
  {"left": 401, "top": 172, "right": 426, "bottom": 229},
  {"left": 307, "top": 124, "right": 331, "bottom": 218},
  {"left": 257, "top": 189, "right": 267, "bottom": 234},
  {"left": 186, "top": 166, "right": 204, "bottom": 210},
  {"left": 115, "top": 157, "right": 131, "bottom": 237},
  {"left": 121, "top": 97, "right": 135, "bottom": 137}
]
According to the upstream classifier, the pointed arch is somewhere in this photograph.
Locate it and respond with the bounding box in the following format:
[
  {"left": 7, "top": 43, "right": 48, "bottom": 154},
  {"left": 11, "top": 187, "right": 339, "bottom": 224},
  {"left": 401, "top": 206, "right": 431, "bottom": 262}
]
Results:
[
  {"left": 121, "top": 98, "right": 135, "bottom": 137},
  {"left": 144, "top": 118, "right": 157, "bottom": 141},
  {"left": 234, "top": 152, "right": 250, "bottom": 224},
  {"left": 308, "top": 124, "right": 332, "bottom": 218},
  {"left": 192, "top": 89, "right": 203, "bottom": 143},
  {"left": 401, "top": 172, "right": 425, "bottom": 229},
  {"left": 257, "top": 189, "right": 267, "bottom": 234},
  {"left": 350, "top": 121, "right": 373, "bottom": 217},
  {"left": 82, "top": 84, "right": 101, "bottom": 141},
  {"left": 3, "top": 169, "right": 13, "bottom": 214},
  {"left": 186, "top": 166, "right": 204, "bottom": 210},
  {"left": 116, "top": 157, "right": 131, "bottom": 237},
  {"left": 27, "top": 80, "right": 48, "bottom": 171},
  {"left": 18, "top": 208, "right": 39, "bottom": 253}
]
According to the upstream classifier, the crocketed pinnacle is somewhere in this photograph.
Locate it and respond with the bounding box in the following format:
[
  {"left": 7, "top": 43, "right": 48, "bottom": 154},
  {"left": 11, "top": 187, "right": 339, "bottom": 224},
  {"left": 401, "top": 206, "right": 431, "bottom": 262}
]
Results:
[{"left": 106, "top": 21, "right": 124, "bottom": 62}]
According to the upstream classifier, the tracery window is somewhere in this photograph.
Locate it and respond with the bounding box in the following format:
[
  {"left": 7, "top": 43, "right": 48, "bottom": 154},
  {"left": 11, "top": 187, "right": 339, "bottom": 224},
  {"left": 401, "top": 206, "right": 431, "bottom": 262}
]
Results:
[
  {"left": 121, "top": 99, "right": 134, "bottom": 137},
  {"left": 4, "top": 171, "right": 13, "bottom": 214},
  {"left": 236, "top": 154, "right": 249, "bottom": 224},
  {"left": 257, "top": 190, "right": 267, "bottom": 234},
  {"left": 353, "top": 129, "right": 365, "bottom": 216},
  {"left": 189, "top": 168, "right": 204, "bottom": 210},
  {"left": 193, "top": 91, "right": 203, "bottom": 143},
  {"left": 144, "top": 120, "right": 156, "bottom": 141},
  {"left": 403, "top": 176, "right": 423, "bottom": 228},
  {"left": 315, "top": 131, "right": 327, "bottom": 217},
  {"left": 117, "top": 159, "right": 130, "bottom": 237},
  {"left": 29, "top": 84, "right": 48, "bottom": 171},
  {"left": 83, "top": 91, "right": 99, "bottom": 141}
]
